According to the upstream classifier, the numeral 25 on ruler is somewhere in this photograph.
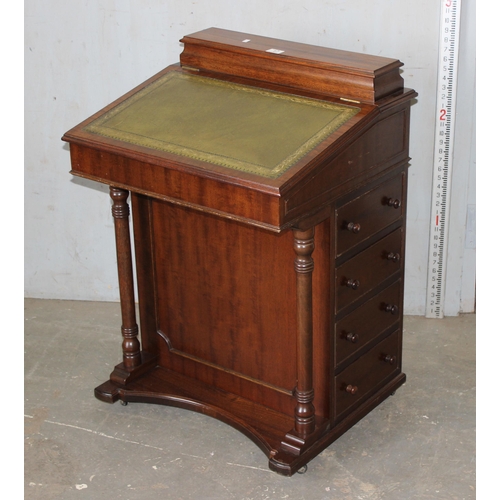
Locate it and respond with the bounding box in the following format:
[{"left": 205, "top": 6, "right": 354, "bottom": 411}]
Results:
[{"left": 425, "top": 0, "right": 461, "bottom": 318}]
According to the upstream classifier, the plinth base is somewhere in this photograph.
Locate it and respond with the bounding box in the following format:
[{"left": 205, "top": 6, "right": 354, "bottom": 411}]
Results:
[{"left": 95, "top": 365, "right": 406, "bottom": 476}]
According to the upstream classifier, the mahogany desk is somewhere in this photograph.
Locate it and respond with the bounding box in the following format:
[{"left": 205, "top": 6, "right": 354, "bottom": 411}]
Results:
[{"left": 62, "top": 28, "right": 417, "bottom": 476}]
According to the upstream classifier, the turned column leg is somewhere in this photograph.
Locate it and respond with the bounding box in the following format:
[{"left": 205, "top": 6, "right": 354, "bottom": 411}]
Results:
[
  {"left": 293, "top": 227, "right": 315, "bottom": 436},
  {"left": 110, "top": 186, "right": 141, "bottom": 369}
]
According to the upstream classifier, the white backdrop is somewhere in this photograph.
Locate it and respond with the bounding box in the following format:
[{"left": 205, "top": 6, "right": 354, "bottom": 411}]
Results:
[{"left": 24, "top": 0, "right": 475, "bottom": 315}]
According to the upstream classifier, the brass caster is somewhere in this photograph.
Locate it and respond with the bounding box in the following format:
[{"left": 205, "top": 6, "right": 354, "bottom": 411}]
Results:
[
  {"left": 120, "top": 400, "right": 128, "bottom": 406},
  {"left": 297, "top": 465, "right": 308, "bottom": 474}
]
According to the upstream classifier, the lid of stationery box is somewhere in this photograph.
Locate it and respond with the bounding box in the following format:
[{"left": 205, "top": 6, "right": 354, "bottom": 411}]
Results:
[{"left": 179, "top": 28, "right": 404, "bottom": 103}]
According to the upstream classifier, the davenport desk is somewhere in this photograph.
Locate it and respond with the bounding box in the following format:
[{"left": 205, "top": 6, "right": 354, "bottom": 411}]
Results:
[{"left": 62, "top": 28, "right": 417, "bottom": 476}]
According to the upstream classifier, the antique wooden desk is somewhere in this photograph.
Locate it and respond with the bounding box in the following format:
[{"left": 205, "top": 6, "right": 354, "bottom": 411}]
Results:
[{"left": 62, "top": 28, "right": 417, "bottom": 476}]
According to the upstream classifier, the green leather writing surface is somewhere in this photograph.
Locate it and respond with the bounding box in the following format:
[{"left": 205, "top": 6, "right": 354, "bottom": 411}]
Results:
[{"left": 85, "top": 72, "right": 359, "bottom": 178}]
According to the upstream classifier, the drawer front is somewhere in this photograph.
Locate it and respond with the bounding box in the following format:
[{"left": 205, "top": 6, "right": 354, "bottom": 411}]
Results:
[
  {"left": 336, "top": 229, "right": 402, "bottom": 313},
  {"left": 336, "top": 174, "right": 404, "bottom": 257},
  {"left": 335, "top": 280, "right": 401, "bottom": 366},
  {"left": 334, "top": 330, "right": 400, "bottom": 419}
]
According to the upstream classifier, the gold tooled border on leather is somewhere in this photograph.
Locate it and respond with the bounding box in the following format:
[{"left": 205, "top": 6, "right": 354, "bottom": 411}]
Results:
[{"left": 85, "top": 72, "right": 360, "bottom": 179}]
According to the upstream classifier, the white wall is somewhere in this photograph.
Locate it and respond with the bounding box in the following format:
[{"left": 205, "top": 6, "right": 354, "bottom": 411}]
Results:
[{"left": 24, "top": 0, "right": 475, "bottom": 315}]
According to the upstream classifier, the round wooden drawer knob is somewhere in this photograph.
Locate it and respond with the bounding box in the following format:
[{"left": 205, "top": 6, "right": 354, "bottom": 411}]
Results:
[
  {"left": 385, "top": 304, "right": 399, "bottom": 315},
  {"left": 384, "top": 354, "right": 397, "bottom": 365},
  {"left": 387, "top": 252, "right": 401, "bottom": 263},
  {"left": 346, "top": 332, "right": 359, "bottom": 344},
  {"left": 346, "top": 222, "right": 361, "bottom": 233},
  {"left": 387, "top": 198, "right": 401, "bottom": 209},
  {"left": 345, "top": 384, "right": 358, "bottom": 395},
  {"left": 346, "top": 278, "right": 360, "bottom": 290}
]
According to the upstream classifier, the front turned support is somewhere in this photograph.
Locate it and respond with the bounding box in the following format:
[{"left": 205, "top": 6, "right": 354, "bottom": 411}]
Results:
[
  {"left": 110, "top": 186, "right": 141, "bottom": 370},
  {"left": 292, "top": 227, "right": 316, "bottom": 436},
  {"left": 94, "top": 188, "right": 158, "bottom": 400},
  {"left": 269, "top": 227, "right": 321, "bottom": 475}
]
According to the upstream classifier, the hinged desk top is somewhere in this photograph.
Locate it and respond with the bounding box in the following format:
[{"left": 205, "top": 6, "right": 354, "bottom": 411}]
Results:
[
  {"left": 84, "top": 71, "right": 359, "bottom": 180},
  {"left": 62, "top": 28, "right": 416, "bottom": 231}
]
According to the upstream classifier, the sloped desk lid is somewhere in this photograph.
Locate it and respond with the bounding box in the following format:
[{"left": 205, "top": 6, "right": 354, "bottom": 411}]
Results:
[
  {"left": 84, "top": 71, "right": 359, "bottom": 179},
  {"left": 63, "top": 29, "right": 415, "bottom": 231}
]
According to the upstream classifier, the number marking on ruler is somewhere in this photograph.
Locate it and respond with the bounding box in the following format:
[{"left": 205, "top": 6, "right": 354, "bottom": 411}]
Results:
[{"left": 425, "top": 0, "right": 461, "bottom": 318}]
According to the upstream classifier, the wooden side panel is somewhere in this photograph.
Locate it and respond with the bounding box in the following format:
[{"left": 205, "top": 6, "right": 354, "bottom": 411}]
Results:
[
  {"left": 131, "top": 193, "right": 159, "bottom": 355},
  {"left": 311, "top": 218, "right": 331, "bottom": 419},
  {"left": 136, "top": 200, "right": 331, "bottom": 417},
  {"left": 150, "top": 200, "right": 297, "bottom": 414}
]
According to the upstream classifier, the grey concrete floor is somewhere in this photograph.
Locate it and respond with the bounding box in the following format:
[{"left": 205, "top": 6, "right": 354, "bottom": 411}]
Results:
[{"left": 24, "top": 299, "right": 475, "bottom": 500}]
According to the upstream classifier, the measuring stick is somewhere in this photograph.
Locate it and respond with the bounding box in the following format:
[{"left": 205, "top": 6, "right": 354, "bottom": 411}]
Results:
[{"left": 425, "top": 0, "right": 462, "bottom": 318}]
